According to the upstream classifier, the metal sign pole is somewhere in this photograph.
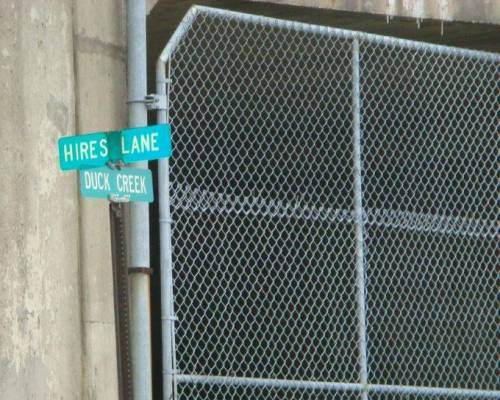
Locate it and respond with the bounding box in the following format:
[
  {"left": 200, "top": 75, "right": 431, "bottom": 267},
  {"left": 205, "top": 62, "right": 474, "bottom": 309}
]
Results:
[
  {"left": 109, "top": 202, "right": 134, "bottom": 400},
  {"left": 126, "top": 0, "right": 153, "bottom": 399}
]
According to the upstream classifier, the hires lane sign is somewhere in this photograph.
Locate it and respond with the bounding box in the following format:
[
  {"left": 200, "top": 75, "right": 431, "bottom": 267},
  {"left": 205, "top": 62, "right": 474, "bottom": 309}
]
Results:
[
  {"left": 80, "top": 167, "right": 153, "bottom": 203},
  {"left": 58, "top": 124, "right": 171, "bottom": 171}
]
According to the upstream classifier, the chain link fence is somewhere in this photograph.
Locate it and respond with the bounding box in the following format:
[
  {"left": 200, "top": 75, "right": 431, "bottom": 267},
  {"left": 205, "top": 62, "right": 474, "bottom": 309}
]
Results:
[{"left": 161, "top": 6, "right": 499, "bottom": 400}]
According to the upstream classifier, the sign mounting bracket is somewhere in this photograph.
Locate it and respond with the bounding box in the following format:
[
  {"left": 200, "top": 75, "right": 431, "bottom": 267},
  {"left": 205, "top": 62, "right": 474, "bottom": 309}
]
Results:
[{"left": 127, "top": 94, "right": 167, "bottom": 111}]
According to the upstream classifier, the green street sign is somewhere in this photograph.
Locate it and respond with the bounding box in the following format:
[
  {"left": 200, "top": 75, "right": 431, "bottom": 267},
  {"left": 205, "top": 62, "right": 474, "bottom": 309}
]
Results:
[
  {"left": 80, "top": 167, "right": 154, "bottom": 203},
  {"left": 58, "top": 124, "right": 171, "bottom": 171}
]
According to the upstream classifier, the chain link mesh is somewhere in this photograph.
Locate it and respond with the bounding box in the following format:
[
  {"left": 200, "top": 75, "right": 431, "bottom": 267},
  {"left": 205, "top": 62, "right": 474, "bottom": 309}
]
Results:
[
  {"left": 163, "top": 7, "right": 499, "bottom": 400},
  {"left": 361, "top": 43, "right": 498, "bottom": 392}
]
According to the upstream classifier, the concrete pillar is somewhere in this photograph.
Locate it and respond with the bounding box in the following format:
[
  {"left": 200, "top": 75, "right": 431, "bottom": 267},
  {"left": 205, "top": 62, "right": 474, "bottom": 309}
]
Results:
[
  {"left": 0, "top": 1, "right": 82, "bottom": 398},
  {"left": 0, "top": 0, "right": 127, "bottom": 398},
  {"left": 73, "top": 0, "right": 127, "bottom": 399}
]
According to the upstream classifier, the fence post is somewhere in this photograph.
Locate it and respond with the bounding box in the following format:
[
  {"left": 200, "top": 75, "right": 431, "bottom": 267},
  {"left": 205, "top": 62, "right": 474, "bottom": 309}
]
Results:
[
  {"left": 351, "top": 38, "right": 369, "bottom": 400},
  {"left": 157, "top": 58, "right": 178, "bottom": 400}
]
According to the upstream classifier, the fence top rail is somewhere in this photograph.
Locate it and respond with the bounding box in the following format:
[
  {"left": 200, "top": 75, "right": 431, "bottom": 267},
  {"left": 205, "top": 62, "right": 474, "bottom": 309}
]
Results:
[{"left": 159, "top": 5, "right": 500, "bottom": 64}]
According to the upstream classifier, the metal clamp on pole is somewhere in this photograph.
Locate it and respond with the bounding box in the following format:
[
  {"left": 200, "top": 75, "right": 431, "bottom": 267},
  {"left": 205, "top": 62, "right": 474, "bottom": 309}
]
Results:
[
  {"left": 156, "top": 77, "right": 171, "bottom": 84},
  {"left": 126, "top": 94, "right": 167, "bottom": 111},
  {"left": 128, "top": 266, "right": 153, "bottom": 275},
  {"left": 164, "top": 368, "right": 179, "bottom": 376},
  {"left": 106, "top": 160, "right": 125, "bottom": 170},
  {"left": 145, "top": 94, "right": 167, "bottom": 110},
  {"left": 109, "top": 194, "right": 131, "bottom": 203},
  {"left": 162, "top": 314, "right": 178, "bottom": 322}
]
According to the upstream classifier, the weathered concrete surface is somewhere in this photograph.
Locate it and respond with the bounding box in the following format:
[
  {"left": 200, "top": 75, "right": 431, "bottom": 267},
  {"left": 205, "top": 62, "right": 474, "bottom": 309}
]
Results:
[
  {"left": 148, "top": 0, "right": 500, "bottom": 90},
  {"left": 0, "top": 1, "right": 82, "bottom": 398},
  {"left": 73, "top": 0, "right": 127, "bottom": 399},
  {"left": 0, "top": 0, "right": 127, "bottom": 398},
  {"left": 252, "top": 0, "right": 500, "bottom": 24}
]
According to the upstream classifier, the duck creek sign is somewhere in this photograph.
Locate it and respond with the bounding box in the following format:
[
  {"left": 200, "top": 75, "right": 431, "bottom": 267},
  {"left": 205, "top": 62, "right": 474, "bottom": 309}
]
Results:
[{"left": 80, "top": 167, "right": 153, "bottom": 203}]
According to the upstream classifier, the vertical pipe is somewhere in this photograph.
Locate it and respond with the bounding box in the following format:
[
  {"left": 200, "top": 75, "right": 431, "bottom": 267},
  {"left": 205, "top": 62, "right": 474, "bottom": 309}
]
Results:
[
  {"left": 351, "top": 38, "right": 369, "bottom": 400},
  {"left": 157, "top": 59, "right": 177, "bottom": 400},
  {"left": 127, "top": 0, "right": 152, "bottom": 399}
]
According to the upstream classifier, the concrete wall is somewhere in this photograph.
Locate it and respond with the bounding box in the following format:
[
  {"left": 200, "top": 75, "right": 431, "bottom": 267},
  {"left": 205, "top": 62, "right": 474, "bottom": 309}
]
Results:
[
  {"left": 74, "top": 0, "right": 126, "bottom": 399},
  {"left": 253, "top": 0, "right": 500, "bottom": 24},
  {"left": 0, "top": 1, "right": 81, "bottom": 398},
  {"left": 0, "top": 0, "right": 126, "bottom": 398}
]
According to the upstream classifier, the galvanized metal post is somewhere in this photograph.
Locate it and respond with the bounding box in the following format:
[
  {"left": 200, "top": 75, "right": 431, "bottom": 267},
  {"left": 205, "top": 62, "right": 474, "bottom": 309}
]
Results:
[
  {"left": 351, "top": 38, "right": 369, "bottom": 400},
  {"left": 156, "top": 59, "right": 178, "bottom": 400},
  {"left": 127, "top": 0, "right": 152, "bottom": 399}
]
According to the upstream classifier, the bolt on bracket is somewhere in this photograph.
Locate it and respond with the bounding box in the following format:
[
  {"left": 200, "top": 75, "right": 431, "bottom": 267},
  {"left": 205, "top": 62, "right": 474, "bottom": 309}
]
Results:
[
  {"left": 127, "top": 94, "right": 167, "bottom": 111},
  {"left": 145, "top": 94, "right": 167, "bottom": 111}
]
